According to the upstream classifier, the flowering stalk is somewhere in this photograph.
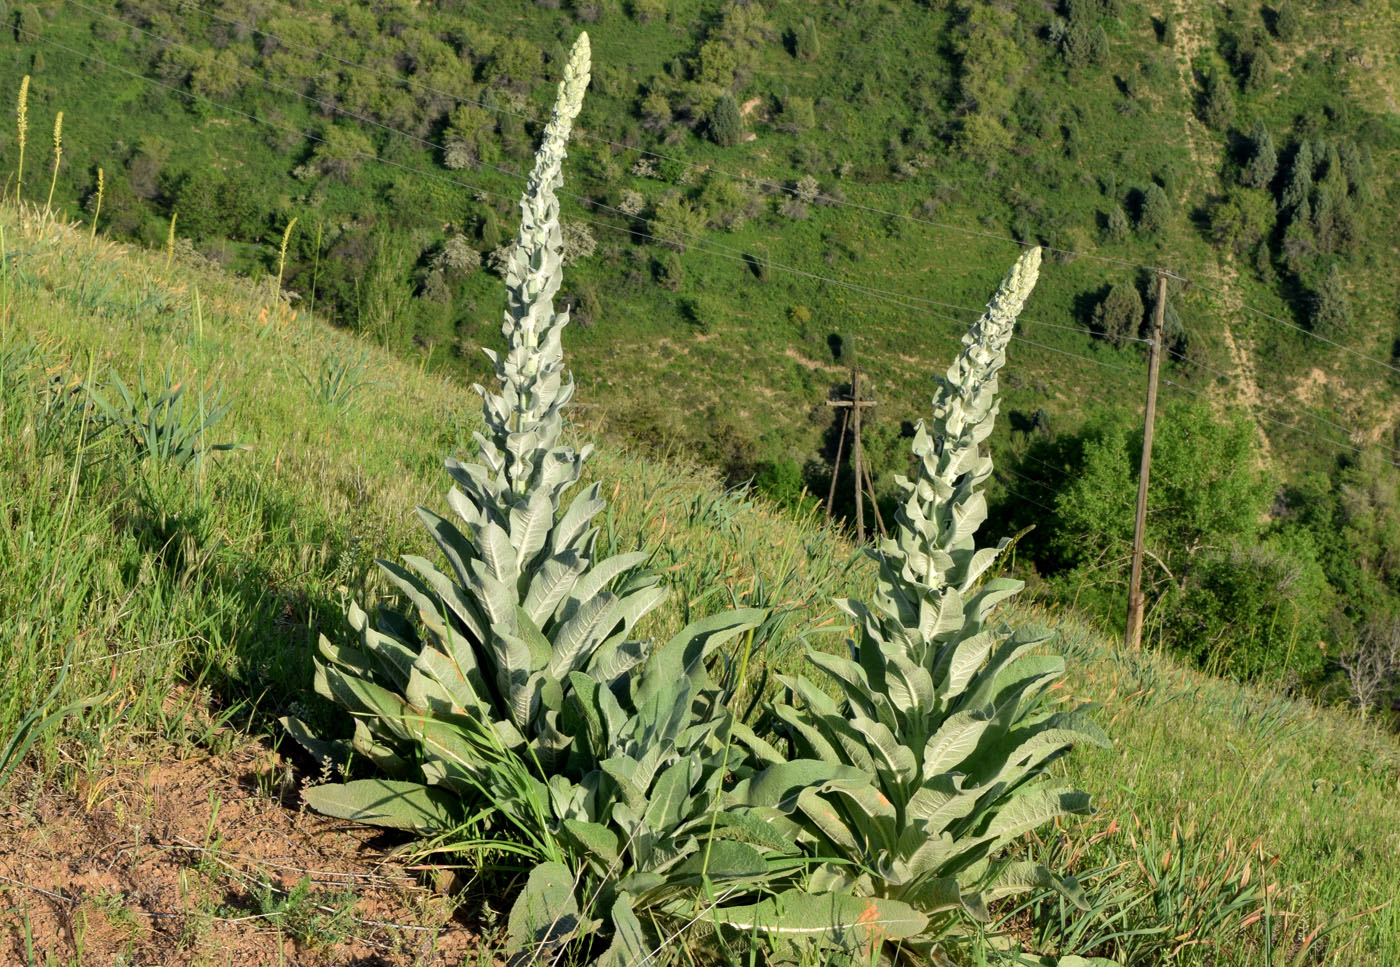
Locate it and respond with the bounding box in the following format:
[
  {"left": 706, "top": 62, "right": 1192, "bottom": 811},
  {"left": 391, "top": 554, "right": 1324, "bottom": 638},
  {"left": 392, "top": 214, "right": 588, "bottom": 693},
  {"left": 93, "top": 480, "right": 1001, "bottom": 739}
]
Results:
[
  {"left": 44, "top": 111, "right": 61, "bottom": 215},
  {"left": 14, "top": 76, "right": 29, "bottom": 202}
]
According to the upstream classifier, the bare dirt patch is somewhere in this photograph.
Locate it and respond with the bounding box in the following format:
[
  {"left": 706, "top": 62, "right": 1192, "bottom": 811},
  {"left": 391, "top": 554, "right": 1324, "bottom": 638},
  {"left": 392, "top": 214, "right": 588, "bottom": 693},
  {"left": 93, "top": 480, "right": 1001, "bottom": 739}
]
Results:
[
  {"left": 0, "top": 741, "right": 483, "bottom": 966},
  {"left": 783, "top": 346, "right": 844, "bottom": 375}
]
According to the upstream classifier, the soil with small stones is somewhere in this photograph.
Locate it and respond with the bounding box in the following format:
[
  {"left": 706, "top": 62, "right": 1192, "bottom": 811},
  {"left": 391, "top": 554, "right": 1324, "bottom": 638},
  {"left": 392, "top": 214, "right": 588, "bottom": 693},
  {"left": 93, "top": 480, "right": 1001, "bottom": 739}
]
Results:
[{"left": 0, "top": 740, "right": 486, "bottom": 966}]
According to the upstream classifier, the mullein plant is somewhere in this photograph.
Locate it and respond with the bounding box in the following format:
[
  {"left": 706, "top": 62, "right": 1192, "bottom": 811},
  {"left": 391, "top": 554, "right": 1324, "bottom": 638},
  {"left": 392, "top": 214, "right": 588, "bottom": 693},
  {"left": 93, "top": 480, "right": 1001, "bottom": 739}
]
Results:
[
  {"left": 737, "top": 247, "right": 1110, "bottom": 961},
  {"left": 282, "top": 30, "right": 761, "bottom": 859}
]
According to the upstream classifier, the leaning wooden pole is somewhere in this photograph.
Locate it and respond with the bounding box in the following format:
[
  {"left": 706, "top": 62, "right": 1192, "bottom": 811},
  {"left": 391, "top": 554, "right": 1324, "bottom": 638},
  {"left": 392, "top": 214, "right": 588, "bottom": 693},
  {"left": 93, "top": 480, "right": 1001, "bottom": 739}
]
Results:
[
  {"left": 851, "top": 369, "right": 866, "bottom": 544},
  {"left": 825, "top": 407, "right": 849, "bottom": 519},
  {"left": 1125, "top": 272, "right": 1168, "bottom": 651},
  {"left": 861, "top": 457, "right": 887, "bottom": 538}
]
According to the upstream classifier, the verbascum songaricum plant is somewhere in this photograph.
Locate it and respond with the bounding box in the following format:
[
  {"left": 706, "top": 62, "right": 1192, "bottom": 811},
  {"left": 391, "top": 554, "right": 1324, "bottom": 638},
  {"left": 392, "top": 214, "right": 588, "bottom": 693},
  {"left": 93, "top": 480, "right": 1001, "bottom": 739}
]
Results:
[
  {"left": 283, "top": 31, "right": 760, "bottom": 837},
  {"left": 737, "top": 247, "right": 1110, "bottom": 960}
]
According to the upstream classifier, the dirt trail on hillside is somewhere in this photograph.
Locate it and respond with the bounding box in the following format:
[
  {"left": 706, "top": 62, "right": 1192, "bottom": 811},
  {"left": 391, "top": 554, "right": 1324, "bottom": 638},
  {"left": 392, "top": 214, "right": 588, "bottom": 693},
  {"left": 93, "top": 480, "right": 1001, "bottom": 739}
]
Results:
[{"left": 1168, "top": 0, "right": 1271, "bottom": 456}]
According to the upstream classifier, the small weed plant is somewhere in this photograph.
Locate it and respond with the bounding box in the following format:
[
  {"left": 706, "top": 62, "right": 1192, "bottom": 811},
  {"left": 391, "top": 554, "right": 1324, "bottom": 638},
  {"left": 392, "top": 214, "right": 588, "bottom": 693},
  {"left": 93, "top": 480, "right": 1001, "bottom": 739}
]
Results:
[
  {"left": 287, "top": 348, "right": 376, "bottom": 414},
  {"left": 86, "top": 366, "right": 235, "bottom": 469}
]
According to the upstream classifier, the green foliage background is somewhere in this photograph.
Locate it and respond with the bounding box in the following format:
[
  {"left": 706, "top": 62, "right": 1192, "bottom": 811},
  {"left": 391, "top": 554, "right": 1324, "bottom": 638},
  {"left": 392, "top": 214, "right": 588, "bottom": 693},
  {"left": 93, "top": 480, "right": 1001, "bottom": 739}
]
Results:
[{"left": 9, "top": 0, "right": 1400, "bottom": 688}]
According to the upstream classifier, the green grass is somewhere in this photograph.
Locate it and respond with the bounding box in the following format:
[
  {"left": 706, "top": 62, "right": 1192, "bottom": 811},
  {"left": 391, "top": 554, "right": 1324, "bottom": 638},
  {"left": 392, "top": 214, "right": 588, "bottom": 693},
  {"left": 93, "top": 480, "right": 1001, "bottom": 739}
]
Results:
[{"left": 2, "top": 206, "right": 1399, "bottom": 963}]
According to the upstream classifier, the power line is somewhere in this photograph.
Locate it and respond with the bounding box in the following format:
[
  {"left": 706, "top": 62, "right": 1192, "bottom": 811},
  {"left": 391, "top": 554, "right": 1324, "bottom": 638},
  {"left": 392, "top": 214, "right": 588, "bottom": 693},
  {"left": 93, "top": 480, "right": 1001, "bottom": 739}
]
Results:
[
  {"left": 1161, "top": 377, "right": 1400, "bottom": 472},
  {"left": 60, "top": 0, "right": 1025, "bottom": 338},
  {"left": 18, "top": 24, "right": 990, "bottom": 339},
  {"left": 1186, "top": 276, "right": 1400, "bottom": 380},
  {"left": 51, "top": 4, "right": 1145, "bottom": 355},
  {"left": 26, "top": 14, "right": 1400, "bottom": 476},
  {"left": 1016, "top": 337, "right": 1140, "bottom": 375}
]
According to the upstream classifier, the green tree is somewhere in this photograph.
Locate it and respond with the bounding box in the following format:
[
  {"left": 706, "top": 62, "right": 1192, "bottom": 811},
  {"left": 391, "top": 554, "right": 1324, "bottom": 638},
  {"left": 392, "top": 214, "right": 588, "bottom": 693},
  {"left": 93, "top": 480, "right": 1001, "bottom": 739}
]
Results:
[
  {"left": 1272, "top": 1, "right": 1299, "bottom": 41},
  {"left": 1241, "top": 120, "right": 1278, "bottom": 188},
  {"left": 1139, "top": 182, "right": 1171, "bottom": 236},
  {"left": 955, "top": 2, "right": 1026, "bottom": 154},
  {"left": 629, "top": 0, "right": 666, "bottom": 23},
  {"left": 1168, "top": 533, "right": 1332, "bottom": 681},
  {"left": 1092, "top": 282, "right": 1145, "bottom": 346},
  {"left": 487, "top": 36, "right": 541, "bottom": 87},
  {"left": 640, "top": 89, "right": 671, "bottom": 131},
  {"left": 189, "top": 49, "right": 242, "bottom": 99},
  {"left": 1209, "top": 186, "right": 1275, "bottom": 254},
  {"left": 168, "top": 173, "right": 221, "bottom": 242},
  {"left": 1049, "top": 401, "right": 1281, "bottom": 670},
  {"left": 708, "top": 94, "right": 743, "bottom": 147},
  {"left": 311, "top": 125, "right": 375, "bottom": 181},
  {"left": 1310, "top": 262, "right": 1350, "bottom": 335},
  {"left": 1199, "top": 70, "right": 1236, "bottom": 130},
  {"left": 442, "top": 104, "right": 495, "bottom": 169},
  {"left": 1280, "top": 141, "right": 1314, "bottom": 210},
  {"left": 778, "top": 94, "right": 815, "bottom": 134},
  {"left": 793, "top": 17, "right": 820, "bottom": 60},
  {"left": 1055, "top": 402, "right": 1273, "bottom": 569},
  {"left": 653, "top": 250, "right": 683, "bottom": 290},
  {"left": 479, "top": 208, "right": 501, "bottom": 249},
  {"left": 651, "top": 194, "right": 706, "bottom": 251},
  {"left": 1104, "top": 202, "right": 1130, "bottom": 242},
  {"left": 1242, "top": 45, "right": 1272, "bottom": 92},
  {"left": 753, "top": 458, "right": 808, "bottom": 508}
]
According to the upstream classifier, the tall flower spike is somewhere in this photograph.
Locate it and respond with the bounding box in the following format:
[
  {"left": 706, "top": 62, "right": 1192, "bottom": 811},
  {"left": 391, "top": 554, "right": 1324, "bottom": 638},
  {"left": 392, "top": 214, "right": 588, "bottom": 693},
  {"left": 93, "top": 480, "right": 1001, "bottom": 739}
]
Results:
[
  {"left": 476, "top": 32, "right": 591, "bottom": 498},
  {"left": 875, "top": 246, "right": 1042, "bottom": 626},
  {"left": 746, "top": 245, "right": 1104, "bottom": 953}
]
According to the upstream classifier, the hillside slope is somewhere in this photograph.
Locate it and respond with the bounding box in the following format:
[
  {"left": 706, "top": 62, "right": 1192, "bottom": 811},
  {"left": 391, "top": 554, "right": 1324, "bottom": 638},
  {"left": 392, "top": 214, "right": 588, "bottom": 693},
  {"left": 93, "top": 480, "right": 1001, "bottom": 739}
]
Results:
[
  {"left": 13, "top": 0, "right": 1400, "bottom": 679},
  {"left": 12, "top": 0, "right": 1400, "bottom": 473},
  {"left": 2, "top": 208, "right": 1400, "bottom": 962}
]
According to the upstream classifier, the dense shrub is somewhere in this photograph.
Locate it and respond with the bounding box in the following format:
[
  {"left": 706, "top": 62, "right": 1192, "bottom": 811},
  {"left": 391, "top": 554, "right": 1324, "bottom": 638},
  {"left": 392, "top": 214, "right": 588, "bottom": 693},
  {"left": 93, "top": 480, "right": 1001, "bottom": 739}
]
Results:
[
  {"left": 1093, "top": 281, "right": 1144, "bottom": 346},
  {"left": 708, "top": 93, "right": 743, "bottom": 147}
]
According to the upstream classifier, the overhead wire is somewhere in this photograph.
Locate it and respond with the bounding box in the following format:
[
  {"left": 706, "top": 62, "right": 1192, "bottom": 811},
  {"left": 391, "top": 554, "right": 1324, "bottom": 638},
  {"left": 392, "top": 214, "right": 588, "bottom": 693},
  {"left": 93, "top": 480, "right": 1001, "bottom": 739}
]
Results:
[
  {"left": 1184, "top": 275, "right": 1400, "bottom": 380},
  {"left": 19, "top": 21, "right": 989, "bottom": 338},
  {"left": 1168, "top": 346, "right": 1400, "bottom": 459},
  {"left": 67, "top": 0, "right": 1137, "bottom": 343},
  {"left": 67, "top": 0, "right": 1040, "bottom": 337}
]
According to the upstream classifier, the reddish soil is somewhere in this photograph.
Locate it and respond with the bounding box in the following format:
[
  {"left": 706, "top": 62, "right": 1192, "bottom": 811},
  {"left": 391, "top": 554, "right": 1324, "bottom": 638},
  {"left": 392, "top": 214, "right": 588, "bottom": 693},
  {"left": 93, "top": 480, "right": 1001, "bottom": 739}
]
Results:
[{"left": 0, "top": 740, "right": 484, "bottom": 966}]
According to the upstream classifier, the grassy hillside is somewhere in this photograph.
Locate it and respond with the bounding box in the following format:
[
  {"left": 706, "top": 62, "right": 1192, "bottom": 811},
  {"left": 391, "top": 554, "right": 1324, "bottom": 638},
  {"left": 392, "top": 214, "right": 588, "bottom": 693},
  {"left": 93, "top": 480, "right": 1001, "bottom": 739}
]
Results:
[
  {"left": 3, "top": 205, "right": 1400, "bottom": 963},
  {"left": 10, "top": 0, "right": 1400, "bottom": 696},
  {"left": 12, "top": 0, "right": 1400, "bottom": 468}
]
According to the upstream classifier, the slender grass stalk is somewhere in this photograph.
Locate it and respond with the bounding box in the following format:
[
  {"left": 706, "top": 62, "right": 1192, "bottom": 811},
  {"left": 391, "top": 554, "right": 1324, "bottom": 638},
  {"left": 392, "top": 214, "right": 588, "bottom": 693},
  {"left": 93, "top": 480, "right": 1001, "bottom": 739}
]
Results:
[
  {"left": 43, "top": 111, "right": 61, "bottom": 216},
  {"left": 165, "top": 211, "right": 177, "bottom": 269},
  {"left": 194, "top": 286, "right": 207, "bottom": 493},
  {"left": 275, "top": 216, "right": 297, "bottom": 296},
  {"left": 308, "top": 219, "right": 322, "bottom": 317},
  {"left": 90, "top": 167, "right": 103, "bottom": 237}
]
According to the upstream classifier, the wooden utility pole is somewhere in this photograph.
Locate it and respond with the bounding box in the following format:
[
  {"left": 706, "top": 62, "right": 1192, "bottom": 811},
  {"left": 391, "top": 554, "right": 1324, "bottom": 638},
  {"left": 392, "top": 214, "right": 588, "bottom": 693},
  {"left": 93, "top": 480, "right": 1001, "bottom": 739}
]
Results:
[
  {"left": 826, "top": 368, "right": 879, "bottom": 543},
  {"left": 1125, "top": 272, "right": 1168, "bottom": 651}
]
